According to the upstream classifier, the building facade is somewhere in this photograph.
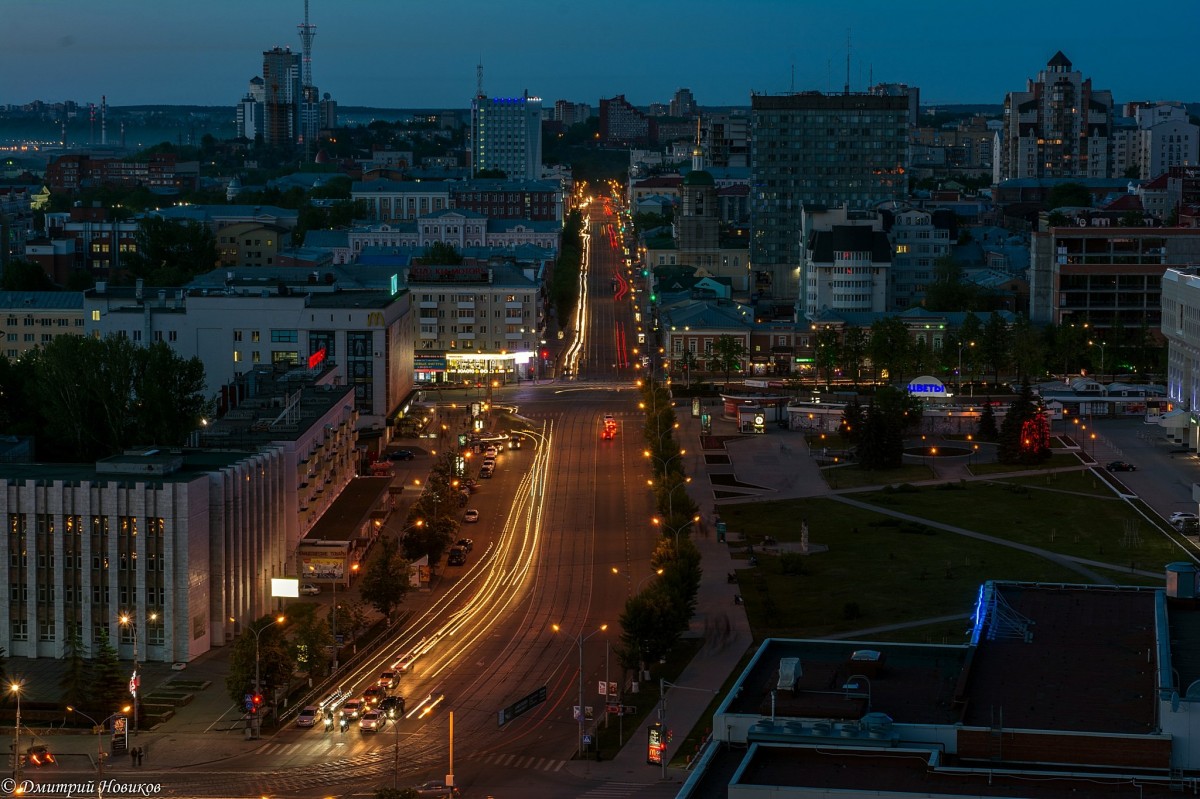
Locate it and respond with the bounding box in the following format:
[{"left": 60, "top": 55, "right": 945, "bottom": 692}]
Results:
[
  {"left": 0, "top": 291, "right": 85, "bottom": 359},
  {"left": 889, "top": 208, "right": 952, "bottom": 309},
  {"left": 262, "top": 47, "right": 302, "bottom": 147},
  {"left": 470, "top": 92, "right": 543, "bottom": 181},
  {"left": 996, "top": 51, "right": 1114, "bottom": 182},
  {"left": 750, "top": 92, "right": 910, "bottom": 301},
  {"left": 801, "top": 208, "right": 892, "bottom": 316}
]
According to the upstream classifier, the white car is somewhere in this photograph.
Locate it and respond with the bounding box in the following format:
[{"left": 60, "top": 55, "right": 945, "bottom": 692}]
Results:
[
  {"left": 359, "top": 710, "right": 386, "bottom": 732},
  {"left": 1170, "top": 512, "right": 1198, "bottom": 523},
  {"left": 484, "top": 446, "right": 499, "bottom": 458},
  {"left": 296, "top": 706, "right": 319, "bottom": 728},
  {"left": 463, "top": 509, "right": 480, "bottom": 523},
  {"left": 340, "top": 699, "right": 364, "bottom": 720},
  {"left": 300, "top": 583, "right": 321, "bottom": 596}
]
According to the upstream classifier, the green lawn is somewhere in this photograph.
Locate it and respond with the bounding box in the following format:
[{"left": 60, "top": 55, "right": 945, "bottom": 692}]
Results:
[
  {"left": 967, "top": 453, "right": 1084, "bottom": 475},
  {"left": 854, "top": 480, "right": 1182, "bottom": 567},
  {"left": 990, "top": 469, "right": 1116, "bottom": 497},
  {"left": 719, "top": 496, "right": 1104, "bottom": 640},
  {"left": 821, "top": 463, "right": 933, "bottom": 489}
]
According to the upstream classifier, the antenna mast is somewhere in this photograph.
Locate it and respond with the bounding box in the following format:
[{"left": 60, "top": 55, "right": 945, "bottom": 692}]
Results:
[
  {"left": 476, "top": 60, "right": 484, "bottom": 99},
  {"left": 299, "top": 0, "right": 316, "bottom": 92},
  {"left": 844, "top": 29, "right": 851, "bottom": 95}
]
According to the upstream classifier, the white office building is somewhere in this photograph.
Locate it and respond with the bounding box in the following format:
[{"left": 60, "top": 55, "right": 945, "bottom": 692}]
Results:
[{"left": 470, "top": 92, "right": 543, "bottom": 181}]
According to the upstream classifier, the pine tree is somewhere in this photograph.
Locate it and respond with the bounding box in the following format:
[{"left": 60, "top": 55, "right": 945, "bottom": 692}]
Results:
[
  {"left": 59, "top": 632, "right": 91, "bottom": 711},
  {"left": 977, "top": 401, "right": 999, "bottom": 441},
  {"left": 90, "top": 630, "right": 128, "bottom": 720}
]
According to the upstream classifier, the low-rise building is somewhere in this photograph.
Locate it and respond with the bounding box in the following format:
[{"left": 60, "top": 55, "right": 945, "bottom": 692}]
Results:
[{"left": 0, "top": 291, "right": 85, "bottom": 359}]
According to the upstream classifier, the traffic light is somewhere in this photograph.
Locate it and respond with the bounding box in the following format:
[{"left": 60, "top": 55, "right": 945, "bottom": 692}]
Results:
[
  {"left": 251, "top": 693, "right": 263, "bottom": 714},
  {"left": 540, "top": 349, "right": 549, "bottom": 360}
]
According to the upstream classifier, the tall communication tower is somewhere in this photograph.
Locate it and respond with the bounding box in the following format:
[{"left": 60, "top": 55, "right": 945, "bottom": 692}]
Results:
[{"left": 298, "top": 0, "right": 316, "bottom": 92}]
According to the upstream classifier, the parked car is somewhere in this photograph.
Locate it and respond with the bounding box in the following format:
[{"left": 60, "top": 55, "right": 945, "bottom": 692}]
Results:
[
  {"left": 463, "top": 509, "right": 479, "bottom": 523},
  {"left": 1106, "top": 461, "right": 1136, "bottom": 472},
  {"left": 447, "top": 546, "right": 467, "bottom": 566},
  {"left": 479, "top": 466, "right": 494, "bottom": 479},
  {"left": 296, "top": 706, "right": 319, "bottom": 728},
  {"left": 455, "top": 538, "right": 474, "bottom": 552},
  {"left": 482, "top": 458, "right": 497, "bottom": 470},
  {"left": 300, "top": 583, "right": 321, "bottom": 596},
  {"left": 484, "top": 446, "right": 499, "bottom": 458},
  {"left": 1170, "top": 512, "right": 1198, "bottom": 523},
  {"left": 389, "top": 450, "right": 415, "bottom": 461}
]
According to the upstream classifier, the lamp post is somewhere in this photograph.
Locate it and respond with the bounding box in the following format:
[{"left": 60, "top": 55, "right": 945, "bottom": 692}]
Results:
[
  {"left": 656, "top": 679, "right": 716, "bottom": 779},
  {"left": 67, "top": 705, "right": 130, "bottom": 799},
  {"left": 249, "top": 614, "right": 286, "bottom": 740},
  {"left": 1089, "top": 339, "right": 1107, "bottom": 383},
  {"left": 652, "top": 514, "right": 702, "bottom": 550},
  {"left": 553, "top": 623, "right": 607, "bottom": 759},
  {"left": 957, "top": 340, "right": 975, "bottom": 395},
  {"left": 119, "top": 612, "right": 157, "bottom": 736},
  {"left": 10, "top": 681, "right": 21, "bottom": 787}
]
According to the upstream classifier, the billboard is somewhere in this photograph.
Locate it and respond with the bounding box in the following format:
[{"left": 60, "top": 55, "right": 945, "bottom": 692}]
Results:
[
  {"left": 647, "top": 722, "right": 664, "bottom": 765},
  {"left": 300, "top": 556, "right": 345, "bottom": 580},
  {"left": 272, "top": 578, "right": 300, "bottom": 598}
]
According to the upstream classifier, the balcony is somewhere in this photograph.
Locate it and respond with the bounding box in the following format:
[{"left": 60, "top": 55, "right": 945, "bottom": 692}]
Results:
[
  {"left": 418, "top": 316, "right": 438, "bottom": 325},
  {"left": 419, "top": 301, "right": 438, "bottom": 309},
  {"left": 505, "top": 301, "right": 523, "bottom": 309},
  {"left": 456, "top": 302, "right": 476, "bottom": 310},
  {"left": 456, "top": 315, "right": 476, "bottom": 325},
  {"left": 457, "top": 332, "right": 476, "bottom": 341}
]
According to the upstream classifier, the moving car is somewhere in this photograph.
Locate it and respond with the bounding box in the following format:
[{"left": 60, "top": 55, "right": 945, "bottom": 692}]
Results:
[
  {"left": 447, "top": 546, "right": 467, "bottom": 566},
  {"left": 479, "top": 466, "right": 494, "bottom": 479},
  {"left": 380, "top": 695, "right": 406, "bottom": 718},
  {"left": 24, "top": 745, "right": 55, "bottom": 767},
  {"left": 340, "top": 699, "right": 364, "bottom": 720},
  {"left": 1106, "top": 461, "right": 1136, "bottom": 472},
  {"left": 359, "top": 710, "right": 386, "bottom": 732},
  {"left": 388, "top": 449, "right": 415, "bottom": 461},
  {"left": 484, "top": 446, "right": 498, "bottom": 458},
  {"left": 363, "top": 686, "right": 386, "bottom": 707},
  {"left": 482, "top": 457, "right": 497, "bottom": 470},
  {"left": 296, "top": 706, "right": 319, "bottom": 728},
  {"left": 300, "top": 583, "right": 321, "bottom": 596},
  {"left": 455, "top": 538, "right": 474, "bottom": 552},
  {"left": 463, "top": 509, "right": 479, "bottom": 523},
  {"left": 378, "top": 670, "right": 398, "bottom": 689}
]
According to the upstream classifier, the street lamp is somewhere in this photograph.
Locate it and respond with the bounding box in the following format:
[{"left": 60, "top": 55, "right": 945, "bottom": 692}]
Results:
[
  {"left": 1089, "top": 339, "right": 1107, "bottom": 383},
  {"left": 118, "top": 611, "right": 157, "bottom": 736},
  {"left": 957, "top": 340, "right": 975, "bottom": 395},
  {"left": 249, "top": 614, "right": 286, "bottom": 740},
  {"left": 10, "top": 681, "right": 21, "bottom": 787},
  {"left": 652, "top": 514, "right": 702, "bottom": 549},
  {"left": 67, "top": 705, "right": 131, "bottom": 799},
  {"left": 553, "top": 623, "right": 607, "bottom": 759}
]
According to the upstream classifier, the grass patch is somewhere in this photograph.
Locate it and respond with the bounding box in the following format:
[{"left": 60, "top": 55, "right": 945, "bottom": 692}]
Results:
[
  {"left": 992, "top": 469, "right": 1118, "bottom": 497},
  {"left": 718, "top": 496, "right": 1099, "bottom": 639},
  {"left": 862, "top": 618, "right": 974, "bottom": 646},
  {"left": 853, "top": 480, "right": 1183, "bottom": 567},
  {"left": 821, "top": 463, "right": 933, "bottom": 489},
  {"left": 967, "top": 453, "right": 1083, "bottom": 475}
]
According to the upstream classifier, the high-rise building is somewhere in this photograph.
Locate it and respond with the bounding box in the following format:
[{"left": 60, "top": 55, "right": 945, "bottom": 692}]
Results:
[
  {"left": 600, "top": 95, "right": 650, "bottom": 146},
  {"left": 262, "top": 46, "right": 302, "bottom": 147},
  {"left": 236, "top": 77, "right": 265, "bottom": 141},
  {"left": 669, "top": 88, "right": 697, "bottom": 118},
  {"left": 996, "top": 52, "right": 1114, "bottom": 183},
  {"left": 470, "top": 91, "right": 543, "bottom": 181},
  {"left": 702, "top": 113, "right": 749, "bottom": 168},
  {"left": 749, "top": 91, "right": 910, "bottom": 301}
]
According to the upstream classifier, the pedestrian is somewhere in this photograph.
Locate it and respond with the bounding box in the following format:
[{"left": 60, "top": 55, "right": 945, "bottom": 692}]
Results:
[
  {"left": 130, "top": 748, "right": 137, "bottom": 767},
  {"left": 136, "top": 747, "right": 144, "bottom": 767}
]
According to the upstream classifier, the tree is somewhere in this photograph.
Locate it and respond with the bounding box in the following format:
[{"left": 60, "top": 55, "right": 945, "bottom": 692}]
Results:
[
  {"left": 286, "top": 602, "right": 333, "bottom": 678},
  {"left": 91, "top": 630, "right": 128, "bottom": 723},
  {"left": 60, "top": 633, "right": 90, "bottom": 711},
  {"left": 998, "top": 380, "right": 1050, "bottom": 465},
  {"left": 840, "top": 328, "right": 868, "bottom": 388},
  {"left": 617, "top": 586, "right": 686, "bottom": 671},
  {"left": 124, "top": 217, "right": 219, "bottom": 285},
  {"left": 711, "top": 335, "right": 746, "bottom": 388},
  {"left": 421, "top": 242, "right": 463, "bottom": 265},
  {"left": 1, "top": 259, "right": 56, "bottom": 291},
  {"left": 979, "top": 313, "right": 1012, "bottom": 386},
  {"left": 1044, "top": 182, "right": 1092, "bottom": 210},
  {"left": 225, "top": 616, "right": 293, "bottom": 704},
  {"left": 129, "top": 342, "right": 210, "bottom": 446},
  {"left": 359, "top": 536, "right": 410, "bottom": 622},
  {"left": 977, "top": 401, "right": 999, "bottom": 441},
  {"left": 814, "top": 328, "right": 840, "bottom": 387},
  {"left": 678, "top": 349, "right": 698, "bottom": 387},
  {"left": 330, "top": 599, "right": 369, "bottom": 645},
  {"left": 868, "top": 317, "right": 912, "bottom": 384},
  {"left": 840, "top": 397, "right": 866, "bottom": 444},
  {"left": 924, "top": 255, "right": 981, "bottom": 311},
  {"left": 856, "top": 387, "right": 920, "bottom": 470},
  {"left": 1009, "top": 316, "right": 1045, "bottom": 383}
]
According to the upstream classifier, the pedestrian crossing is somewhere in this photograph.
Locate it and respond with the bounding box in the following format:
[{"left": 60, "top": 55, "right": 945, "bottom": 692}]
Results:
[
  {"left": 255, "top": 741, "right": 306, "bottom": 756},
  {"left": 477, "top": 751, "right": 567, "bottom": 772}
]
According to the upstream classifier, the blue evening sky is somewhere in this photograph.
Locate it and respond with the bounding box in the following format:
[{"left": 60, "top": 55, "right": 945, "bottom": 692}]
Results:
[{"left": 4, "top": 0, "right": 1196, "bottom": 109}]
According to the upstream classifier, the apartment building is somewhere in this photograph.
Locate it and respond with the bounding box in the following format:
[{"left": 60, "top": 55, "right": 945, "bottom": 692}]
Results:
[
  {"left": 408, "top": 262, "right": 543, "bottom": 385},
  {"left": 750, "top": 91, "right": 910, "bottom": 301},
  {"left": 0, "top": 291, "right": 85, "bottom": 359},
  {"left": 996, "top": 51, "right": 1114, "bottom": 182}
]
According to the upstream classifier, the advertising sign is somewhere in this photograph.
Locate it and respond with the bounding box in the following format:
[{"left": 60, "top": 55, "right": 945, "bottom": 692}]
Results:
[
  {"left": 647, "top": 723, "right": 664, "bottom": 765},
  {"left": 692, "top": 397, "right": 701, "bottom": 418},
  {"left": 906, "top": 375, "right": 947, "bottom": 396},
  {"left": 111, "top": 715, "right": 129, "bottom": 753},
  {"left": 271, "top": 578, "right": 300, "bottom": 598},
  {"left": 415, "top": 356, "right": 447, "bottom": 371},
  {"left": 300, "top": 557, "right": 345, "bottom": 580}
]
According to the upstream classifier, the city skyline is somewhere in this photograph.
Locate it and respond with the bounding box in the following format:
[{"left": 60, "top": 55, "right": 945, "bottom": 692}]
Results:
[{"left": 4, "top": 0, "right": 1198, "bottom": 110}]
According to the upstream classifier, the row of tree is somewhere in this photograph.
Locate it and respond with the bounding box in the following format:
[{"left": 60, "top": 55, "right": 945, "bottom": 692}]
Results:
[
  {"left": 549, "top": 211, "right": 584, "bottom": 331},
  {"left": 811, "top": 314, "right": 1160, "bottom": 389},
  {"left": 617, "top": 380, "right": 703, "bottom": 670},
  {"left": 0, "top": 335, "right": 209, "bottom": 462}
]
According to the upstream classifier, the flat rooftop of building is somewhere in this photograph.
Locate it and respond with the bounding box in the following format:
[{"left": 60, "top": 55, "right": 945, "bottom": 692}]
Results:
[
  {"left": 200, "top": 370, "right": 354, "bottom": 446},
  {"left": 0, "top": 448, "right": 251, "bottom": 483},
  {"left": 304, "top": 476, "right": 393, "bottom": 543},
  {"left": 683, "top": 743, "right": 1185, "bottom": 799},
  {"left": 962, "top": 583, "right": 1159, "bottom": 734}
]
